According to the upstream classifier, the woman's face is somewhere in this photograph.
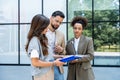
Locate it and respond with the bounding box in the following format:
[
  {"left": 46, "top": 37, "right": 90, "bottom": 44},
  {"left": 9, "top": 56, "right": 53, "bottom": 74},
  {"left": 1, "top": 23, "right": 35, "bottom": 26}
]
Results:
[
  {"left": 73, "top": 23, "right": 83, "bottom": 39},
  {"left": 42, "top": 27, "right": 49, "bottom": 34}
]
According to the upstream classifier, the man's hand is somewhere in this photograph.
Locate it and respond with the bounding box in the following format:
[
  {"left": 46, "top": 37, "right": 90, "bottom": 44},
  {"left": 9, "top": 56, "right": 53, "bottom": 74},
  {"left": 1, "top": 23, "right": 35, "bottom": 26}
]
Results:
[{"left": 54, "top": 45, "right": 63, "bottom": 53}]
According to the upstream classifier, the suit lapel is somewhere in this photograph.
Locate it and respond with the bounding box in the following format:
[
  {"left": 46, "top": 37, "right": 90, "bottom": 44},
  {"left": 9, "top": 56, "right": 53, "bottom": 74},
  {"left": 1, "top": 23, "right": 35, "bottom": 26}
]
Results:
[
  {"left": 78, "top": 35, "right": 85, "bottom": 55},
  {"left": 67, "top": 38, "right": 75, "bottom": 55},
  {"left": 71, "top": 38, "right": 76, "bottom": 55}
]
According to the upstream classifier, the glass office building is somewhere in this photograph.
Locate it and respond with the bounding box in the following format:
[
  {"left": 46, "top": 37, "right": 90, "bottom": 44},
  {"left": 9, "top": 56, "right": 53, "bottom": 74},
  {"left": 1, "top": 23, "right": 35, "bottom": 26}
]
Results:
[
  {"left": 0, "top": 0, "right": 120, "bottom": 80},
  {"left": 0, "top": 0, "right": 119, "bottom": 66}
]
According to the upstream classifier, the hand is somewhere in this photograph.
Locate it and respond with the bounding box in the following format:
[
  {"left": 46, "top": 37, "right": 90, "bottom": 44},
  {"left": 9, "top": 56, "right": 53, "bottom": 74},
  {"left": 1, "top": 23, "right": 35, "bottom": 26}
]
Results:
[
  {"left": 54, "top": 45, "right": 63, "bottom": 53},
  {"left": 54, "top": 59, "right": 65, "bottom": 66},
  {"left": 69, "top": 59, "right": 78, "bottom": 63}
]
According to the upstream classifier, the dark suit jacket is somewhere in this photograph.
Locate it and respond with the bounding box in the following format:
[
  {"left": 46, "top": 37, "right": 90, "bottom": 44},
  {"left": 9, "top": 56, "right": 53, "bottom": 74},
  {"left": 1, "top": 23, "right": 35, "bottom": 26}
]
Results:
[{"left": 66, "top": 35, "right": 95, "bottom": 80}]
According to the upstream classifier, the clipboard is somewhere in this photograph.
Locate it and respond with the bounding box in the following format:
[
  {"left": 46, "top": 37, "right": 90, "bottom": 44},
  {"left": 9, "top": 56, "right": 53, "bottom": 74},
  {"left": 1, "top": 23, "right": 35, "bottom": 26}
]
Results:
[{"left": 59, "top": 55, "right": 83, "bottom": 62}]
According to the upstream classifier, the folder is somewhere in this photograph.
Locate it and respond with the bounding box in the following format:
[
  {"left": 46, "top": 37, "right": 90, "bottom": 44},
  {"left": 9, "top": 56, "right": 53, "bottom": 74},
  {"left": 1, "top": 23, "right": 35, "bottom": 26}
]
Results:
[{"left": 59, "top": 55, "right": 83, "bottom": 62}]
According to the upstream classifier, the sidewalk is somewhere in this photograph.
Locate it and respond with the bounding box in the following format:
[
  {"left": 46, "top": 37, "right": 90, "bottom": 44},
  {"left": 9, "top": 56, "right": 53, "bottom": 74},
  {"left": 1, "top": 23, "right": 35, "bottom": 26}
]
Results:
[{"left": 0, "top": 66, "right": 120, "bottom": 80}]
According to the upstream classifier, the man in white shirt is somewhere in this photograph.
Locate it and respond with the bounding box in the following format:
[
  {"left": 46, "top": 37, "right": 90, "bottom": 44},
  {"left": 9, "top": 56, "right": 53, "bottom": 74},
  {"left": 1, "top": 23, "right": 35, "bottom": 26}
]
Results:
[{"left": 46, "top": 11, "right": 65, "bottom": 80}]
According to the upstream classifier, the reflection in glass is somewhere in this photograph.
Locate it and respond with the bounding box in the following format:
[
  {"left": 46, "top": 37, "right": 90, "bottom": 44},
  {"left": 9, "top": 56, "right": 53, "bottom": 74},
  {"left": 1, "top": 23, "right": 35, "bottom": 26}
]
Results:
[
  {"left": 44, "top": 0, "right": 66, "bottom": 22},
  {"left": 57, "top": 23, "right": 67, "bottom": 42},
  {"left": 68, "top": 23, "right": 74, "bottom": 40},
  {"left": 94, "top": 22, "right": 119, "bottom": 52},
  {"left": 20, "top": 25, "right": 30, "bottom": 64},
  {"left": 0, "top": 0, "right": 18, "bottom": 23},
  {"left": 0, "top": 25, "right": 18, "bottom": 63},
  {"left": 20, "top": 0, "right": 42, "bottom": 23},
  {"left": 94, "top": 22, "right": 120, "bottom": 65},
  {"left": 94, "top": 0, "right": 119, "bottom": 21},
  {"left": 68, "top": 0, "right": 92, "bottom": 22}
]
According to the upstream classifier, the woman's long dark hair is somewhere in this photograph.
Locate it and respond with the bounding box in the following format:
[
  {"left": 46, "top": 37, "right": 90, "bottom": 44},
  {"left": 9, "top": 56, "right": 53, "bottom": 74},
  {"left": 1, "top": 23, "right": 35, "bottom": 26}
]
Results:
[{"left": 25, "top": 14, "right": 50, "bottom": 56}]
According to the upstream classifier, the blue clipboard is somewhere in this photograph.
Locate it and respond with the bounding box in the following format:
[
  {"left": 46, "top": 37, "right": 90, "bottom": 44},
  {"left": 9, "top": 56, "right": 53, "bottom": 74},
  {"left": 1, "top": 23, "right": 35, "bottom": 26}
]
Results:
[{"left": 59, "top": 55, "right": 82, "bottom": 62}]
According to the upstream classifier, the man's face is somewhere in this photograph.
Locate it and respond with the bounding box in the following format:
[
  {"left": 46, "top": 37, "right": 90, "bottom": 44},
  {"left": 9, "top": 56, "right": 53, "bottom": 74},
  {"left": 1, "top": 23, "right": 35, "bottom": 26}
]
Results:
[{"left": 50, "top": 16, "right": 64, "bottom": 30}]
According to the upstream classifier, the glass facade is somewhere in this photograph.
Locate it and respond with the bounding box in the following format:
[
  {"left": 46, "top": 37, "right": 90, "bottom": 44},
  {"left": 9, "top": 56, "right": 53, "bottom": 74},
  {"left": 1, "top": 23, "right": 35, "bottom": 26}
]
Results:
[{"left": 0, "top": 0, "right": 120, "bottom": 66}]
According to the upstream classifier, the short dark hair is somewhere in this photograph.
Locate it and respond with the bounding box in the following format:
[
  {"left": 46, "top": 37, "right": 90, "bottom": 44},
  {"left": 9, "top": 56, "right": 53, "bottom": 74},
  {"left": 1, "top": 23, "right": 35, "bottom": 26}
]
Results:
[
  {"left": 71, "top": 16, "right": 88, "bottom": 29},
  {"left": 52, "top": 11, "right": 65, "bottom": 18}
]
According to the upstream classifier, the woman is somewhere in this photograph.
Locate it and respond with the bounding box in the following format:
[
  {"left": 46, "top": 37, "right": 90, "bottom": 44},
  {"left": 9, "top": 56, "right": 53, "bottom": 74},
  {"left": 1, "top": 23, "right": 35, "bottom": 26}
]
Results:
[
  {"left": 25, "top": 14, "right": 64, "bottom": 80},
  {"left": 66, "top": 16, "right": 95, "bottom": 80}
]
